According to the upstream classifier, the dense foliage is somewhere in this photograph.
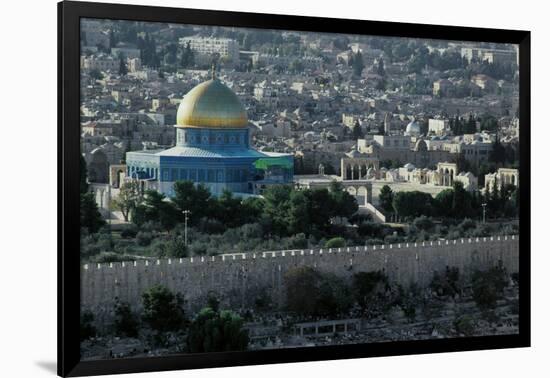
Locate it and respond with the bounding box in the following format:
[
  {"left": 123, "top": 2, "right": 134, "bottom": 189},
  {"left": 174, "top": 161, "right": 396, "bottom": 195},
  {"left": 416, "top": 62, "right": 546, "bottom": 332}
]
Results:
[
  {"left": 187, "top": 306, "right": 249, "bottom": 353},
  {"left": 141, "top": 285, "right": 186, "bottom": 334}
]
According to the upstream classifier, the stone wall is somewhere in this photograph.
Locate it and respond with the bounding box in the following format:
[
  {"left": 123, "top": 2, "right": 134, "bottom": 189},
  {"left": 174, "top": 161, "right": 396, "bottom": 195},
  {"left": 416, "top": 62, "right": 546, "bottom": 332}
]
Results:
[{"left": 81, "top": 236, "right": 519, "bottom": 327}]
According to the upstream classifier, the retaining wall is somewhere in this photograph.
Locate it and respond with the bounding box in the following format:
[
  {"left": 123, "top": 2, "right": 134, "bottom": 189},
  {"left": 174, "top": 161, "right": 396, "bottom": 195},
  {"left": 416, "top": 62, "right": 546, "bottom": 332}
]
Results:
[{"left": 81, "top": 235, "right": 519, "bottom": 326}]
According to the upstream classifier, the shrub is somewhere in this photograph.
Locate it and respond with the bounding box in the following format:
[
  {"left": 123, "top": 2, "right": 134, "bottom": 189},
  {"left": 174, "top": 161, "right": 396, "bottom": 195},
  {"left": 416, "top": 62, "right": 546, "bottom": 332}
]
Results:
[
  {"left": 114, "top": 301, "right": 139, "bottom": 338},
  {"left": 140, "top": 221, "right": 163, "bottom": 233},
  {"left": 142, "top": 285, "right": 186, "bottom": 333},
  {"left": 459, "top": 218, "right": 476, "bottom": 233},
  {"left": 413, "top": 216, "right": 434, "bottom": 231},
  {"left": 136, "top": 231, "right": 153, "bottom": 246},
  {"left": 471, "top": 266, "right": 508, "bottom": 310},
  {"left": 285, "top": 233, "right": 308, "bottom": 249},
  {"left": 190, "top": 242, "right": 208, "bottom": 256},
  {"left": 120, "top": 224, "right": 139, "bottom": 238},
  {"left": 430, "top": 267, "right": 462, "bottom": 297},
  {"left": 454, "top": 314, "right": 476, "bottom": 336},
  {"left": 187, "top": 308, "right": 249, "bottom": 353},
  {"left": 325, "top": 237, "right": 346, "bottom": 248},
  {"left": 150, "top": 239, "right": 167, "bottom": 258},
  {"left": 93, "top": 251, "right": 127, "bottom": 263},
  {"left": 96, "top": 233, "right": 114, "bottom": 252},
  {"left": 165, "top": 236, "right": 188, "bottom": 258},
  {"left": 80, "top": 310, "right": 97, "bottom": 341},
  {"left": 352, "top": 271, "right": 389, "bottom": 316},
  {"left": 284, "top": 266, "right": 353, "bottom": 317}
]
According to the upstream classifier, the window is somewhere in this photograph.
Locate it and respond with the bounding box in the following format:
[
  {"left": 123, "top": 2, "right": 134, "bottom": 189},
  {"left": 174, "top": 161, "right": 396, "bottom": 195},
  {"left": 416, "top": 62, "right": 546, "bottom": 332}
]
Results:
[
  {"left": 207, "top": 169, "right": 215, "bottom": 182},
  {"left": 198, "top": 169, "right": 205, "bottom": 182}
]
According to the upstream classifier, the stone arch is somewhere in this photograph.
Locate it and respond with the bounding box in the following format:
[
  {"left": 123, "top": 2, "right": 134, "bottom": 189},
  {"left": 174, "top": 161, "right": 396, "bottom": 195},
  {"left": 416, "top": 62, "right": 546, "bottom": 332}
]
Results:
[
  {"left": 347, "top": 186, "right": 357, "bottom": 196},
  {"left": 357, "top": 186, "right": 368, "bottom": 206},
  {"left": 353, "top": 165, "right": 360, "bottom": 180},
  {"left": 360, "top": 164, "right": 367, "bottom": 179},
  {"left": 344, "top": 164, "right": 352, "bottom": 180}
]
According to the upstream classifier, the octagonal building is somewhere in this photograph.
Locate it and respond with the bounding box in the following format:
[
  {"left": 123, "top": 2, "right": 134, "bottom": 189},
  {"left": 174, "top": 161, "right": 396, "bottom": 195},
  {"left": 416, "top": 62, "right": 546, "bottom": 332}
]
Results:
[{"left": 125, "top": 74, "right": 294, "bottom": 197}]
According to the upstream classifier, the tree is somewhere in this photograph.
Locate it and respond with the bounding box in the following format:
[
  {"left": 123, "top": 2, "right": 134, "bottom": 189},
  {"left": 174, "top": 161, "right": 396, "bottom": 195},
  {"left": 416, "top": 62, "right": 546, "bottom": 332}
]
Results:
[
  {"left": 351, "top": 51, "right": 365, "bottom": 77},
  {"left": 430, "top": 267, "right": 461, "bottom": 297},
  {"left": 489, "top": 139, "right": 507, "bottom": 166},
  {"left": 81, "top": 193, "right": 105, "bottom": 233},
  {"left": 378, "top": 185, "right": 394, "bottom": 213},
  {"left": 80, "top": 154, "right": 89, "bottom": 194},
  {"left": 329, "top": 181, "right": 358, "bottom": 219},
  {"left": 80, "top": 310, "right": 97, "bottom": 341},
  {"left": 352, "top": 271, "right": 389, "bottom": 317},
  {"left": 480, "top": 114, "right": 499, "bottom": 132},
  {"left": 172, "top": 181, "right": 213, "bottom": 225},
  {"left": 471, "top": 266, "right": 508, "bottom": 310},
  {"left": 262, "top": 185, "right": 292, "bottom": 236},
  {"left": 434, "top": 189, "right": 454, "bottom": 218},
  {"left": 284, "top": 266, "right": 353, "bottom": 317},
  {"left": 315, "top": 274, "right": 353, "bottom": 317},
  {"left": 118, "top": 54, "right": 128, "bottom": 76},
  {"left": 289, "top": 59, "right": 304, "bottom": 73},
  {"left": 392, "top": 191, "right": 434, "bottom": 218},
  {"left": 451, "top": 181, "right": 472, "bottom": 218},
  {"left": 352, "top": 121, "right": 364, "bottom": 139},
  {"left": 284, "top": 266, "right": 322, "bottom": 316},
  {"left": 187, "top": 307, "right": 249, "bottom": 353},
  {"left": 464, "top": 113, "right": 477, "bottom": 134},
  {"left": 89, "top": 68, "right": 103, "bottom": 81},
  {"left": 108, "top": 29, "right": 117, "bottom": 51},
  {"left": 112, "top": 181, "right": 141, "bottom": 222},
  {"left": 114, "top": 301, "right": 139, "bottom": 338},
  {"left": 307, "top": 188, "right": 337, "bottom": 233},
  {"left": 179, "top": 41, "right": 194, "bottom": 68},
  {"left": 413, "top": 215, "right": 434, "bottom": 231},
  {"left": 216, "top": 190, "right": 246, "bottom": 228},
  {"left": 288, "top": 189, "right": 311, "bottom": 235},
  {"left": 140, "top": 190, "right": 180, "bottom": 230},
  {"left": 142, "top": 285, "right": 186, "bottom": 333},
  {"left": 80, "top": 155, "right": 105, "bottom": 232},
  {"left": 165, "top": 235, "right": 188, "bottom": 258}
]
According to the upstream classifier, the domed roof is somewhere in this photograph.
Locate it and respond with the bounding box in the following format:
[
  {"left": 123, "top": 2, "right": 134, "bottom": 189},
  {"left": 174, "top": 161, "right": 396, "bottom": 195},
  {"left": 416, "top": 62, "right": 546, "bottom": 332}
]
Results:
[
  {"left": 176, "top": 78, "right": 247, "bottom": 129},
  {"left": 405, "top": 120, "right": 421, "bottom": 135}
]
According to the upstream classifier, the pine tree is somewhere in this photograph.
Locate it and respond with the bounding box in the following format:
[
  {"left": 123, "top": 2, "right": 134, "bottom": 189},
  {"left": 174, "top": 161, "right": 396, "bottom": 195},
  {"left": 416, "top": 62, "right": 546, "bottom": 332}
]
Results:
[
  {"left": 118, "top": 54, "right": 128, "bottom": 76},
  {"left": 352, "top": 51, "right": 365, "bottom": 77}
]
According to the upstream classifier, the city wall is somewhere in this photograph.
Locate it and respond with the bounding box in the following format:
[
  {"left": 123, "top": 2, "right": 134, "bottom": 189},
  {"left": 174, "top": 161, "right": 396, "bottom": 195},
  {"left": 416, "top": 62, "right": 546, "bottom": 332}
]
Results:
[{"left": 81, "top": 236, "right": 519, "bottom": 327}]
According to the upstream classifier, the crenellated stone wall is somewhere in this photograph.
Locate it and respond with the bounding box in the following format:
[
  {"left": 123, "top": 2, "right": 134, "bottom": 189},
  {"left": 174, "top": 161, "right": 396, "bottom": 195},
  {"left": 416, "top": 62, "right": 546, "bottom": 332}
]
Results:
[{"left": 81, "top": 235, "right": 519, "bottom": 327}]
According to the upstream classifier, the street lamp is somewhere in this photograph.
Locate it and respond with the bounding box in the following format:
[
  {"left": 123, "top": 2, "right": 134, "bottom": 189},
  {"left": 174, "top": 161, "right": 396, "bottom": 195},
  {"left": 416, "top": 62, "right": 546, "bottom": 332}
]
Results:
[
  {"left": 482, "top": 203, "right": 487, "bottom": 224},
  {"left": 182, "top": 210, "right": 191, "bottom": 246}
]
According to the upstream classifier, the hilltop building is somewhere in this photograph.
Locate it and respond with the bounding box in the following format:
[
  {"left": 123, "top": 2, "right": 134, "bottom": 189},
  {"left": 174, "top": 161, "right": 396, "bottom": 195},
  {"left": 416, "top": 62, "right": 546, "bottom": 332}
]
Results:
[{"left": 125, "top": 70, "right": 293, "bottom": 197}]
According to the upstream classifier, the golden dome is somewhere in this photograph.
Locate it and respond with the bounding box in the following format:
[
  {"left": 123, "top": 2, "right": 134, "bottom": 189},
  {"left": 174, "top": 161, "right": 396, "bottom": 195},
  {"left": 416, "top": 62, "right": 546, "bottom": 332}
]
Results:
[{"left": 176, "top": 78, "right": 248, "bottom": 129}]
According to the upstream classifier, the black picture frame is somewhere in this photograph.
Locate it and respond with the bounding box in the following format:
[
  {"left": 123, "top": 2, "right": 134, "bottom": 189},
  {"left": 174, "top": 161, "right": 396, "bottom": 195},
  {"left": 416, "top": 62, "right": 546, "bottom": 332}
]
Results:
[{"left": 58, "top": 1, "right": 531, "bottom": 376}]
